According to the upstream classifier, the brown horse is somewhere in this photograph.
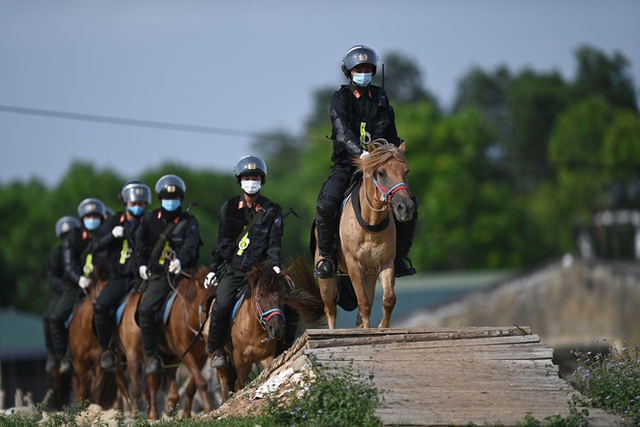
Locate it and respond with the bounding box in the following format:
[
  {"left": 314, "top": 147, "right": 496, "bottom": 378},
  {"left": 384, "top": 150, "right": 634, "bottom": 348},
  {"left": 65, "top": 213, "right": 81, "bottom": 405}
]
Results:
[
  {"left": 67, "top": 276, "right": 121, "bottom": 408},
  {"left": 205, "top": 259, "right": 325, "bottom": 402},
  {"left": 314, "top": 139, "right": 414, "bottom": 329},
  {"left": 138, "top": 266, "right": 215, "bottom": 418}
]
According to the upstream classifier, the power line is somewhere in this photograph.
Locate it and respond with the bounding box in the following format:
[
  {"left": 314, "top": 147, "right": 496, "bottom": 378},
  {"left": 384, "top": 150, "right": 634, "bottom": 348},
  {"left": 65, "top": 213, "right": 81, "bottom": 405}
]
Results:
[{"left": 0, "top": 104, "right": 264, "bottom": 139}]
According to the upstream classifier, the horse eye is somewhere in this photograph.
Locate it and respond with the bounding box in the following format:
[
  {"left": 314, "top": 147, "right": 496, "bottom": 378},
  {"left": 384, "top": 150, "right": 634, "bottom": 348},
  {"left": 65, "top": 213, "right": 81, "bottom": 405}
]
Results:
[{"left": 378, "top": 170, "right": 386, "bottom": 178}]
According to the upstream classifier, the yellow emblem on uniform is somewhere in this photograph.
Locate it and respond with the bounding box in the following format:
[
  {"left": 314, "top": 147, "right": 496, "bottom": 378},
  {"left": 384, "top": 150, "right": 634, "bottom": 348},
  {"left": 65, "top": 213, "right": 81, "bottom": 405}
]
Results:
[
  {"left": 247, "top": 162, "right": 256, "bottom": 170},
  {"left": 167, "top": 185, "right": 176, "bottom": 193}
]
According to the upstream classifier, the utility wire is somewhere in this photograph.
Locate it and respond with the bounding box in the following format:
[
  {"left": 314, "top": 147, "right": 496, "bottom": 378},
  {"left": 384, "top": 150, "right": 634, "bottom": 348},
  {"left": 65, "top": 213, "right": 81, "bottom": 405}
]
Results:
[{"left": 0, "top": 104, "right": 264, "bottom": 139}]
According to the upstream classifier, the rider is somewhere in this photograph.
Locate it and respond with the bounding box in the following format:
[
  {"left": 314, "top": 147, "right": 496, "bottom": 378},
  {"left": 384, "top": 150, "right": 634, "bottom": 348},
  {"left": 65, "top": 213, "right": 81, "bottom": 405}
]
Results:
[
  {"left": 136, "top": 174, "right": 201, "bottom": 375},
  {"left": 91, "top": 180, "right": 151, "bottom": 371},
  {"left": 50, "top": 198, "right": 106, "bottom": 374},
  {"left": 205, "top": 155, "right": 287, "bottom": 368},
  {"left": 314, "top": 44, "right": 418, "bottom": 279},
  {"left": 43, "top": 215, "right": 81, "bottom": 374}
]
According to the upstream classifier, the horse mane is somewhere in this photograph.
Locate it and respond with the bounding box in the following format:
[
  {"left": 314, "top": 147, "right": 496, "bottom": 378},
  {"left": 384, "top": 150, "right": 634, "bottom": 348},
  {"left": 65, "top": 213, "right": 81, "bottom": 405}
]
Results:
[
  {"left": 355, "top": 138, "right": 406, "bottom": 173},
  {"left": 178, "top": 266, "right": 210, "bottom": 302},
  {"left": 243, "top": 261, "right": 283, "bottom": 299}
]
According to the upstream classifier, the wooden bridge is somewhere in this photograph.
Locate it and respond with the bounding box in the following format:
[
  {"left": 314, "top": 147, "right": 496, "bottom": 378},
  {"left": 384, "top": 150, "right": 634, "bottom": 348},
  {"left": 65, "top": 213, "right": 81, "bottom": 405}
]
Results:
[{"left": 213, "top": 326, "right": 621, "bottom": 426}]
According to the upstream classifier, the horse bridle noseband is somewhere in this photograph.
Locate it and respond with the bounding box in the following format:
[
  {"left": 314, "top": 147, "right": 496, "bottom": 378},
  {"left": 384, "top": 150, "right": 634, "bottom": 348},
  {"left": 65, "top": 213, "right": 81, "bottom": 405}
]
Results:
[
  {"left": 373, "top": 171, "right": 409, "bottom": 203},
  {"left": 254, "top": 283, "right": 286, "bottom": 331}
]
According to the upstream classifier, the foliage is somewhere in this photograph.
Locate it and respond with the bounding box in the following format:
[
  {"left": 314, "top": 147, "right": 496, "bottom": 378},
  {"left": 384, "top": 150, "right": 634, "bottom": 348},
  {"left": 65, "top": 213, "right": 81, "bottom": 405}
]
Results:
[
  {"left": 262, "top": 361, "right": 381, "bottom": 427},
  {"left": 571, "top": 343, "right": 640, "bottom": 424}
]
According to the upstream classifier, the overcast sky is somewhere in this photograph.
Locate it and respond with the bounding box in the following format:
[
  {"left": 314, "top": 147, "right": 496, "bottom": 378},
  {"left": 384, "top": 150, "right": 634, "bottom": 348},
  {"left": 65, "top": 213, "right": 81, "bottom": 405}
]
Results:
[{"left": 1, "top": 0, "right": 638, "bottom": 187}]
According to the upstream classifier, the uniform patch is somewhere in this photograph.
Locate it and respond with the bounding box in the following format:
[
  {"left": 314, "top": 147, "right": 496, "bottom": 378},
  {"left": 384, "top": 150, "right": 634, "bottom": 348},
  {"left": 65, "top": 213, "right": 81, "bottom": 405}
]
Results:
[{"left": 274, "top": 215, "right": 282, "bottom": 228}]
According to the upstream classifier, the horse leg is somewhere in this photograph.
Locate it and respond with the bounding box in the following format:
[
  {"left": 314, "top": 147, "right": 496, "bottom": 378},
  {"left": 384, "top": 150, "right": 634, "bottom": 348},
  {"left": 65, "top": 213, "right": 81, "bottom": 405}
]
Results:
[
  {"left": 215, "top": 366, "right": 230, "bottom": 403},
  {"left": 181, "top": 353, "right": 212, "bottom": 412},
  {"left": 317, "top": 277, "right": 338, "bottom": 329},
  {"left": 147, "top": 370, "right": 160, "bottom": 420},
  {"left": 378, "top": 267, "right": 396, "bottom": 328},
  {"left": 346, "top": 265, "right": 372, "bottom": 328},
  {"left": 165, "top": 367, "right": 180, "bottom": 416}
]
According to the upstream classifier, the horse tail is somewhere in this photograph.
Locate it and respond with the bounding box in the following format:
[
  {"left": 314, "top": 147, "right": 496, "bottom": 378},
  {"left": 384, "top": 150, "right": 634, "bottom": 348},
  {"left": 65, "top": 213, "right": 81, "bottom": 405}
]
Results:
[
  {"left": 91, "top": 370, "right": 118, "bottom": 409},
  {"left": 284, "top": 255, "right": 325, "bottom": 325}
]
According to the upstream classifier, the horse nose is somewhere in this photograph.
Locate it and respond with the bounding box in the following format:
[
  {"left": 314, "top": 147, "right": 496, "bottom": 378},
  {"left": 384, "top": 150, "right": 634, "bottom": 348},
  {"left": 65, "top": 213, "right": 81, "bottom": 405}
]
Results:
[
  {"left": 394, "top": 199, "right": 414, "bottom": 222},
  {"left": 268, "top": 320, "right": 285, "bottom": 341}
]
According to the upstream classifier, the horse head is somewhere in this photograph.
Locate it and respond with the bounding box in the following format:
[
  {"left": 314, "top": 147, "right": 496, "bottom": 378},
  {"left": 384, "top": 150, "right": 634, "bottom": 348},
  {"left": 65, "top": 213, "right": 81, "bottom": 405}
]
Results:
[
  {"left": 246, "top": 261, "right": 288, "bottom": 342},
  {"left": 361, "top": 138, "right": 414, "bottom": 223}
]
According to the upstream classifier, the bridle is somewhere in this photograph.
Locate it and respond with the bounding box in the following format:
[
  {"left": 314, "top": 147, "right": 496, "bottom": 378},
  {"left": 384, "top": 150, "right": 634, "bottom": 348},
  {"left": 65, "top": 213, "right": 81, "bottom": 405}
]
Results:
[
  {"left": 254, "top": 283, "right": 286, "bottom": 332},
  {"left": 373, "top": 171, "right": 409, "bottom": 203}
]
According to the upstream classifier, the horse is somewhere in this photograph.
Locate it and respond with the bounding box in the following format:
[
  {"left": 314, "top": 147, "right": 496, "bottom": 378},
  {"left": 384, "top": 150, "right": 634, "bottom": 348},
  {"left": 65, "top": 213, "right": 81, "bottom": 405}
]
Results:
[
  {"left": 67, "top": 273, "right": 121, "bottom": 408},
  {"left": 126, "top": 266, "right": 213, "bottom": 419},
  {"left": 314, "top": 139, "right": 414, "bottom": 329},
  {"left": 205, "top": 259, "right": 325, "bottom": 402}
]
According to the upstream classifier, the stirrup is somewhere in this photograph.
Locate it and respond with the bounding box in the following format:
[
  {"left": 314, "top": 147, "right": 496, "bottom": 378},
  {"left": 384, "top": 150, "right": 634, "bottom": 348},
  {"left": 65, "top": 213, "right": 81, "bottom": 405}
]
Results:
[{"left": 315, "top": 257, "right": 336, "bottom": 279}]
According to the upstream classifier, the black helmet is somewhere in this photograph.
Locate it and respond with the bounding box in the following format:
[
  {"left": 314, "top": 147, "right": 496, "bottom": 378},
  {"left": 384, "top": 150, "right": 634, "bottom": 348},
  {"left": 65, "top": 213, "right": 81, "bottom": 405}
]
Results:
[
  {"left": 121, "top": 180, "right": 152, "bottom": 204},
  {"left": 77, "top": 198, "right": 106, "bottom": 219},
  {"left": 234, "top": 155, "right": 268, "bottom": 183},
  {"left": 55, "top": 216, "right": 81, "bottom": 238},
  {"left": 342, "top": 45, "right": 378, "bottom": 78},
  {"left": 155, "top": 174, "right": 186, "bottom": 199}
]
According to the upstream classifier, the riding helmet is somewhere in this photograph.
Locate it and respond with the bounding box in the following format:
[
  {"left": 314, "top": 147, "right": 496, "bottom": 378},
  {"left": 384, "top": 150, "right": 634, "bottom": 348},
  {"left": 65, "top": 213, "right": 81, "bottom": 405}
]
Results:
[
  {"left": 120, "top": 180, "right": 152, "bottom": 204},
  {"left": 234, "top": 155, "right": 268, "bottom": 184},
  {"left": 342, "top": 45, "right": 378, "bottom": 78},
  {"left": 55, "top": 216, "right": 81, "bottom": 238},
  {"left": 77, "top": 198, "right": 107, "bottom": 219},
  {"left": 155, "top": 174, "right": 186, "bottom": 199}
]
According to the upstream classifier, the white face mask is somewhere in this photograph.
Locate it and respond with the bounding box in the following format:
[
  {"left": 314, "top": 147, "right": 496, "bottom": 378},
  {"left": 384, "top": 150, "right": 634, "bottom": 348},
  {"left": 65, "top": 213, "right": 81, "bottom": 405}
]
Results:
[{"left": 241, "top": 179, "right": 261, "bottom": 195}]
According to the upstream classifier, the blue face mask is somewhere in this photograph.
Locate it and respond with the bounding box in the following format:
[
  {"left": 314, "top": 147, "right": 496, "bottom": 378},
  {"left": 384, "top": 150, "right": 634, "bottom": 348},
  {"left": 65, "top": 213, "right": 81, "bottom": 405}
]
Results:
[
  {"left": 127, "top": 205, "right": 145, "bottom": 217},
  {"left": 83, "top": 218, "right": 101, "bottom": 231},
  {"left": 352, "top": 72, "right": 372, "bottom": 87},
  {"left": 161, "top": 199, "right": 181, "bottom": 212}
]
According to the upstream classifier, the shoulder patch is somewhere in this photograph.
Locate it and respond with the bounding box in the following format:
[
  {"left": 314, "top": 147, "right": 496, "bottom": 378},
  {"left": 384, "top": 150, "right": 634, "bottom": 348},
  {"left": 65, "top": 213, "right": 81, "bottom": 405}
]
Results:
[{"left": 274, "top": 215, "right": 282, "bottom": 228}]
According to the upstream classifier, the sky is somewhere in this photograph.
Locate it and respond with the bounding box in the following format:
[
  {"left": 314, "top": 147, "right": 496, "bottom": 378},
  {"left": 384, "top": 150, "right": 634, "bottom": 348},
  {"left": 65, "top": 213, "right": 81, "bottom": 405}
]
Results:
[{"left": 1, "top": 0, "right": 639, "bottom": 187}]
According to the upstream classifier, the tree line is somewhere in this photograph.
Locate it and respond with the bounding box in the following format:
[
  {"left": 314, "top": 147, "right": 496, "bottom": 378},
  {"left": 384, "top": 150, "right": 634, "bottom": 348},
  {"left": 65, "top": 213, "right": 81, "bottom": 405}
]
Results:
[{"left": 1, "top": 44, "right": 638, "bottom": 315}]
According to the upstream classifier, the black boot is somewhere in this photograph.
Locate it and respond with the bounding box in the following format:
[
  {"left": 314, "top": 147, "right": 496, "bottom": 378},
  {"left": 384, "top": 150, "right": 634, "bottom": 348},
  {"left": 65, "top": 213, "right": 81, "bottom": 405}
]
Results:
[
  {"left": 50, "top": 318, "right": 69, "bottom": 371},
  {"left": 138, "top": 305, "right": 161, "bottom": 374},
  {"left": 93, "top": 303, "right": 113, "bottom": 351},
  {"left": 315, "top": 219, "right": 337, "bottom": 278},
  {"left": 207, "top": 302, "right": 228, "bottom": 369},
  {"left": 43, "top": 315, "right": 58, "bottom": 373},
  {"left": 395, "top": 197, "right": 418, "bottom": 277}
]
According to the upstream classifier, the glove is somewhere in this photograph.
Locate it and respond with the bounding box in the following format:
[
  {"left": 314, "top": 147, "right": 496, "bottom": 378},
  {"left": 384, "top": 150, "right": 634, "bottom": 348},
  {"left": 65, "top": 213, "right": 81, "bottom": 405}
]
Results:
[
  {"left": 360, "top": 150, "right": 370, "bottom": 159},
  {"left": 139, "top": 265, "right": 149, "bottom": 280},
  {"left": 204, "top": 272, "right": 216, "bottom": 289},
  {"left": 272, "top": 266, "right": 281, "bottom": 275},
  {"left": 78, "top": 276, "right": 91, "bottom": 290},
  {"left": 169, "top": 258, "right": 182, "bottom": 275},
  {"left": 111, "top": 225, "right": 125, "bottom": 238}
]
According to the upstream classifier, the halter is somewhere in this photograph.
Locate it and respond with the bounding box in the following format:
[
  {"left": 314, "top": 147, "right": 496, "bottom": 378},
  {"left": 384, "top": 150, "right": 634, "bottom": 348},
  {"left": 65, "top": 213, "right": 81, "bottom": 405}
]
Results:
[
  {"left": 373, "top": 172, "right": 409, "bottom": 203},
  {"left": 254, "top": 283, "right": 285, "bottom": 330}
]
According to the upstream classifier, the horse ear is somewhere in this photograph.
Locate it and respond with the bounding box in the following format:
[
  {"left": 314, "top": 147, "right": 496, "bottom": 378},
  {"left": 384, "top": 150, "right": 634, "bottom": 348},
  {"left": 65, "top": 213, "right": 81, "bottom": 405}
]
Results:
[{"left": 399, "top": 140, "right": 406, "bottom": 153}]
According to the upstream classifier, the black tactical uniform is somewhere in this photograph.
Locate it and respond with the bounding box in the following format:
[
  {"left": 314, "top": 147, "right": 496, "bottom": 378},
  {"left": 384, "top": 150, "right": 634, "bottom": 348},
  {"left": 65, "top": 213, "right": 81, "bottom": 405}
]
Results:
[
  {"left": 50, "top": 199, "right": 106, "bottom": 374},
  {"left": 136, "top": 174, "right": 200, "bottom": 374},
  {"left": 206, "top": 155, "right": 295, "bottom": 367},
  {"left": 43, "top": 216, "right": 81, "bottom": 373},
  {"left": 315, "top": 44, "right": 418, "bottom": 279},
  {"left": 91, "top": 180, "right": 150, "bottom": 371}
]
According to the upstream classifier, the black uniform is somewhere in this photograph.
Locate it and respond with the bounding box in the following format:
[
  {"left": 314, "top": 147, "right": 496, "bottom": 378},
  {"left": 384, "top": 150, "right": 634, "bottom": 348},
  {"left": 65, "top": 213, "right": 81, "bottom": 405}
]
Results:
[
  {"left": 135, "top": 206, "right": 200, "bottom": 358},
  {"left": 316, "top": 82, "right": 418, "bottom": 270},
  {"left": 49, "top": 227, "right": 96, "bottom": 363},
  {"left": 43, "top": 244, "right": 66, "bottom": 368},
  {"left": 91, "top": 212, "right": 142, "bottom": 354},
  {"left": 206, "top": 194, "right": 284, "bottom": 354}
]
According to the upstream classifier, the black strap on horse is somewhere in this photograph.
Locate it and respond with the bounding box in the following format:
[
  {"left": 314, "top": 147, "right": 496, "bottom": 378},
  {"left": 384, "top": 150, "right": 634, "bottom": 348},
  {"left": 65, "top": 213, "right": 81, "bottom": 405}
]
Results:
[
  {"left": 351, "top": 180, "right": 390, "bottom": 232},
  {"left": 179, "top": 310, "right": 210, "bottom": 361},
  {"left": 233, "top": 200, "right": 272, "bottom": 248}
]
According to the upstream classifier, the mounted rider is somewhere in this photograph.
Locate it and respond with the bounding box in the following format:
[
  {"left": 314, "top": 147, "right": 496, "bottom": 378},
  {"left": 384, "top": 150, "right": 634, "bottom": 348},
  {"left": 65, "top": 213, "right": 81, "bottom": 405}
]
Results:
[
  {"left": 91, "top": 180, "right": 152, "bottom": 371},
  {"left": 50, "top": 198, "right": 106, "bottom": 374},
  {"left": 43, "top": 215, "right": 81, "bottom": 374},
  {"left": 314, "top": 44, "right": 418, "bottom": 279},
  {"left": 136, "top": 174, "right": 201, "bottom": 375},
  {"left": 205, "top": 155, "right": 291, "bottom": 369}
]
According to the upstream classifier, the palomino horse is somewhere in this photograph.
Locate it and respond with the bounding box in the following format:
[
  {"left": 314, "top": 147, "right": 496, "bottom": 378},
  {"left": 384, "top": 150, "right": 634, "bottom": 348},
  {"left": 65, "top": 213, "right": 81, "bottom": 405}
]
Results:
[
  {"left": 205, "top": 259, "right": 325, "bottom": 402},
  {"left": 314, "top": 139, "right": 414, "bottom": 329},
  {"left": 67, "top": 275, "right": 120, "bottom": 408}
]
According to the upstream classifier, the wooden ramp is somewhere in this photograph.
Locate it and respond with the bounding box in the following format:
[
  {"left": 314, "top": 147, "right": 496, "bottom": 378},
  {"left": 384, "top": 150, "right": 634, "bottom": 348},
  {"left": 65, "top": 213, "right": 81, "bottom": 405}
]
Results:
[{"left": 215, "top": 326, "right": 621, "bottom": 426}]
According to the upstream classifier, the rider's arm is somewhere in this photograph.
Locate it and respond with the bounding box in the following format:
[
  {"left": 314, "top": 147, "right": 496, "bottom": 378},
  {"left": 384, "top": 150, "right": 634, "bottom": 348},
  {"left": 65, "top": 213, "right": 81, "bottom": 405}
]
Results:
[
  {"left": 62, "top": 231, "right": 82, "bottom": 285},
  {"left": 265, "top": 205, "right": 284, "bottom": 270},
  {"left": 330, "top": 91, "right": 363, "bottom": 156}
]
